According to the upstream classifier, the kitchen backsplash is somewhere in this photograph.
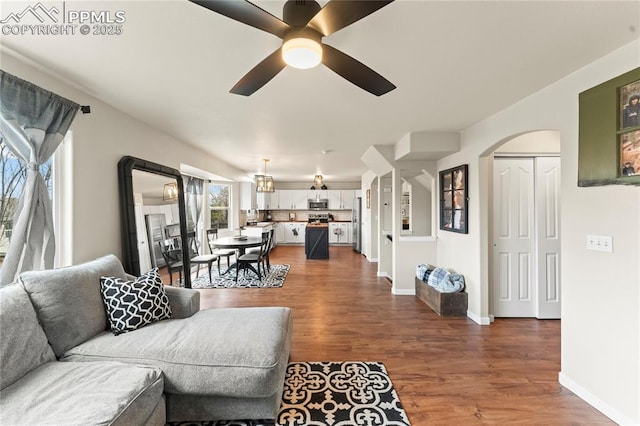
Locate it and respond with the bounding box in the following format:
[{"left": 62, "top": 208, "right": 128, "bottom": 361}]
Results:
[{"left": 240, "top": 210, "right": 352, "bottom": 224}]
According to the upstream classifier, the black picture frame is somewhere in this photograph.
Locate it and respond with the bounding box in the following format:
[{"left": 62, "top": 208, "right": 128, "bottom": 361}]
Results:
[{"left": 439, "top": 164, "right": 468, "bottom": 234}]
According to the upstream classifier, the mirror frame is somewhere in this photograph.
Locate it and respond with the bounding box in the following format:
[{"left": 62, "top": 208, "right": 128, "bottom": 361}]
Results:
[{"left": 118, "top": 156, "right": 191, "bottom": 288}]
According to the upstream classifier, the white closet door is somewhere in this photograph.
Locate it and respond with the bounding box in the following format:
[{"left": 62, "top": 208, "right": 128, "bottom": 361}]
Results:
[
  {"left": 535, "top": 157, "right": 561, "bottom": 319},
  {"left": 492, "top": 157, "right": 562, "bottom": 318},
  {"left": 492, "top": 158, "right": 536, "bottom": 317}
]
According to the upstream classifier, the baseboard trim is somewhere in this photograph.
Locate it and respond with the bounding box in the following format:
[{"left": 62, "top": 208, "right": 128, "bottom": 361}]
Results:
[
  {"left": 392, "top": 288, "right": 415, "bottom": 296},
  {"left": 368, "top": 257, "right": 379, "bottom": 263},
  {"left": 377, "top": 271, "right": 391, "bottom": 279},
  {"left": 466, "top": 310, "right": 491, "bottom": 325},
  {"left": 558, "top": 372, "right": 638, "bottom": 426}
]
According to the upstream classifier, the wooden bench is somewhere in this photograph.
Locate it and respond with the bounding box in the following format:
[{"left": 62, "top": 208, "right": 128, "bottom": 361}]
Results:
[{"left": 415, "top": 277, "right": 468, "bottom": 316}]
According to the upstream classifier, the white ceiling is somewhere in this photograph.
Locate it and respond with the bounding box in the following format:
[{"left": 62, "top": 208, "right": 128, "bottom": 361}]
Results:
[{"left": 1, "top": 0, "right": 638, "bottom": 183}]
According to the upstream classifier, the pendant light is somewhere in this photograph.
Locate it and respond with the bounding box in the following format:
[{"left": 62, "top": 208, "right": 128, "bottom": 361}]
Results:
[
  {"left": 162, "top": 182, "right": 178, "bottom": 201},
  {"left": 255, "top": 159, "right": 275, "bottom": 193}
]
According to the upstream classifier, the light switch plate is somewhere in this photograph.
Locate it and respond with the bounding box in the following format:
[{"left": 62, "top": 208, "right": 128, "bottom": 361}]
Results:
[{"left": 586, "top": 235, "right": 613, "bottom": 253}]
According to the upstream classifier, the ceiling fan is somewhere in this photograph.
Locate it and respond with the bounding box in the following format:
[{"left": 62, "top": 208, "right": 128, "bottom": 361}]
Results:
[{"left": 189, "top": 0, "right": 396, "bottom": 96}]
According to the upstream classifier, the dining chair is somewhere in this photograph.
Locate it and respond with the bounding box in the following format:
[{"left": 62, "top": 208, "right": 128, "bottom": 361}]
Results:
[
  {"left": 235, "top": 231, "right": 270, "bottom": 283},
  {"left": 206, "top": 228, "right": 236, "bottom": 273},
  {"left": 187, "top": 231, "right": 219, "bottom": 282},
  {"left": 246, "top": 228, "right": 275, "bottom": 273},
  {"left": 264, "top": 228, "right": 275, "bottom": 272},
  {"left": 158, "top": 238, "right": 184, "bottom": 285}
]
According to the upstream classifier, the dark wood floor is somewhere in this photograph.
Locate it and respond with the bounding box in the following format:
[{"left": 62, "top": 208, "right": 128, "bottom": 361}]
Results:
[{"left": 174, "top": 245, "right": 613, "bottom": 425}]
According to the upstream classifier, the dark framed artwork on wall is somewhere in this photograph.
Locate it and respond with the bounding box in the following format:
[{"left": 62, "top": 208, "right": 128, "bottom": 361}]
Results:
[
  {"left": 578, "top": 67, "right": 640, "bottom": 186},
  {"left": 440, "top": 164, "right": 468, "bottom": 234}
]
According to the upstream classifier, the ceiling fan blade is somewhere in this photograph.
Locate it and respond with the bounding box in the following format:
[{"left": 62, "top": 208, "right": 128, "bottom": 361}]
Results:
[
  {"left": 321, "top": 44, "right": 395, "bottom": 96},
  {"left": 307, "top": 0, "right": 394, "bottom": 37},
  {"left": 189, "top": 0, "right": 290, "bottom": 38},
  {"left": 230, "top": 49, "right": 286, "bottom": 96}
]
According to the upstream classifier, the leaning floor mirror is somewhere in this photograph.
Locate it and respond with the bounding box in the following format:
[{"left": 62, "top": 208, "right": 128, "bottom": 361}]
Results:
[{"left": 118, "top": 156, "right": 191, "bottom": 288}]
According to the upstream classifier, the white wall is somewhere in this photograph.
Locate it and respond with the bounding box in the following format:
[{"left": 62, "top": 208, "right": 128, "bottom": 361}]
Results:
[
  {"left": 1, "top": 52, "right": 247, "bottom": 265},
  {"left": 405, "top": 177, "right": 431, "bottom": 236},
  {"left": 437, "top": 40, "right": 640, "bottom": 424},
  {"left": 495, "top": 130, "right": 561, "bottom": 154}
]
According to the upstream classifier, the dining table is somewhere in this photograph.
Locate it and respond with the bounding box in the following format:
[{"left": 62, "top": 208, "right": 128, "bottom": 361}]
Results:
[{"left": 213, "top": 236, "right": 263, "bottom": 276}]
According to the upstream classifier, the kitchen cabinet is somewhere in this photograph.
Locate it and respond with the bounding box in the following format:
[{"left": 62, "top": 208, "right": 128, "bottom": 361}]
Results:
[
  {"left": 277, "top": 190, "right": 291, "bottom": 209},
  {"left": 341, "top": 190, "right": 355, "bottom": 210},
  {"left": 339, "top": 222, "right": 352, "bottom": 244},
  {"left": 277, "top": 190, "right": 307, "bottom": 209},
  {"left": 262, "top": 189, "right": 360, "bottom": 210},
  {"left": 240, "top": 182, "right": 257, "bottom": 210},
  {"left": 283, "top": 222, "right": 306, "bottom": 244},
  {"left": 328, "top": 223, "right": 339, "bottom": 244},
  {"left": 309, "top": 189, "right": 328, "bottom": 200},
  {"left": 327, "top": 190, "right": 356, "bottom": 210},
  {"left": 305, "top": 225, "right": 329, "bottom": 259},
  {"left": 257, "top": 191, "right": 277, "bottom": 210},
  {"left": 275, "top": 223, "right": 285, "bottom": 244},
  {"left": 329, "top": 222, "right": 352, "bottom": 244},
  {"left": 327, "top": 190, "right": 342, "bottom": 210},
  {"left": 291, "top": 190, "right": 308, "bottom": 209}
]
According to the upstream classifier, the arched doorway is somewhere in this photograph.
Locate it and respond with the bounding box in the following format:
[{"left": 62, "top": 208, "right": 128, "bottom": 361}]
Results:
[{"left": 482, "top": 130, "right": 562, "bottom": 319}]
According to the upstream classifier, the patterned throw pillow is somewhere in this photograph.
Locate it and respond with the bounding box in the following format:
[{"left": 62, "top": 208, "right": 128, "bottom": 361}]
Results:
[{"left": 100, "top": 268, "right": 172, "bottom": 335}]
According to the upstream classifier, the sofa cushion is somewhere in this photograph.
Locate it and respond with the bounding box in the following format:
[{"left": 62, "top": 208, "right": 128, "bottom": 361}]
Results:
[
  {"left": 63, "top": 307, "right": 293, "bottom": 398},
  {"left": 0, "top": 284, "right": 56, "bottom": 390},
  {"left": 0, "top": 361, "right": 164, "bottom": 426},
  {"left": 100, "top": 268, "right": 172, "bottom": 335},
  {"left": 18, "top": 254, "right": 128, "bottom": 357}
]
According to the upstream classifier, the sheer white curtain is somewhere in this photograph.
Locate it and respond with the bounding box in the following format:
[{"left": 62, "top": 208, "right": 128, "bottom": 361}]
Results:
[
  {"left": 0, "top": 71, "right": 79, "bottom": 285},
  {"left": 185, "top": 175, "right": 204, "bottom": 234}
]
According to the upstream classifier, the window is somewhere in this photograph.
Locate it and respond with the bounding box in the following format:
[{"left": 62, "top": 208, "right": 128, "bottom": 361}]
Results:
[
  {"left": 209, "top": 182, "right": 229, "bottom": 230},
  {"left": 1, "top": 139, "right": 53, "bottom": 257}
]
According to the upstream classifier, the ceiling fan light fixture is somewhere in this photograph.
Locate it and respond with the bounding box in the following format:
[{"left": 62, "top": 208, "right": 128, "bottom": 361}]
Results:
[{"left": 282, "top": 37, "right": 322, "bottom": 69}]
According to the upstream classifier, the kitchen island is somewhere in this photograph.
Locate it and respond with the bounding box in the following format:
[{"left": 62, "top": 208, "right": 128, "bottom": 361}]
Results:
[{"left": 305, "top": 223, "right": 329, "bottom": 259}]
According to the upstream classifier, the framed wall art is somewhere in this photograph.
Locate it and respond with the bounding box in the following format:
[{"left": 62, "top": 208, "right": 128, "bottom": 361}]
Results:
[
  {"left": 578, "top": 67, "right": 640, "bottom": 186},
  {"left": 439, "top": 164, "right": 468, "bottom": 234}
]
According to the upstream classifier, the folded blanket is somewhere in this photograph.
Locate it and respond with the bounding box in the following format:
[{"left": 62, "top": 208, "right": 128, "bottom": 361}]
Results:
[
  {"left": 415, "top": 264, "right": 435, "bottom": 282},
  {"left": 426, "top": 266, "right": 465, "bottom": 293}
]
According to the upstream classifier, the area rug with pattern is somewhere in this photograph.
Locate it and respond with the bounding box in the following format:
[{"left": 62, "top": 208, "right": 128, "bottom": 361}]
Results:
[
  {"left": 169, "top": 361, "right": 411, "bottom": 426},
  {"left": 191, "top": 264, "right": 289, "bottom": 288}
]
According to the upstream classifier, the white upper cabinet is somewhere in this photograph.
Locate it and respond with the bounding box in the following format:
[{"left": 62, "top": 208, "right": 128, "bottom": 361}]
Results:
[
  {"left": 309, "top": 189, "right": 328, "bottom": 200},
  {"left": 256, "top": 189, "right": 359, "bottom": 210},
  {"left": 341, "top": 190, "right": 355, "bottom": 210},
  {"left": 291, "top": 190, "right": 308, "bottom": 209},
  {"left": 240, "top": 182, "right": 257, "bottom": 210},
  {"left": 327, "top": 190, "right": 355, "bottom": 209},
  {"left": 278, "top": 190, "right": 307, "bottom": 209},
  {"left": 327, "top": 190, "right": 342, "bottom": 209},
  {"left": 257, "top": 191, "right": 278, "bottom": 210},
  {"left": 277, "top": 190, "right": 291, "bottom": 209}
]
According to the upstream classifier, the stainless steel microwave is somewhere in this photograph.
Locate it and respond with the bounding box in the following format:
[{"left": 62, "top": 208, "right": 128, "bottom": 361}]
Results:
[{"left": 308, "top": 199, "right": 329, "bottom": 210}]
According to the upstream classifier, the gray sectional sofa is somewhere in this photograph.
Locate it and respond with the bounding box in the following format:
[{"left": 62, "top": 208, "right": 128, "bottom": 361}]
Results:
[{"left": 0, "top": 255, "right": 293, "bottom": 425}]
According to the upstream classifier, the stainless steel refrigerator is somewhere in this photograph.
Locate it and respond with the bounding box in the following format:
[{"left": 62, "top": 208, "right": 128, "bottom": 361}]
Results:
[{"left": 352, "top": 197, "right": 362, "bottom": 253}]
